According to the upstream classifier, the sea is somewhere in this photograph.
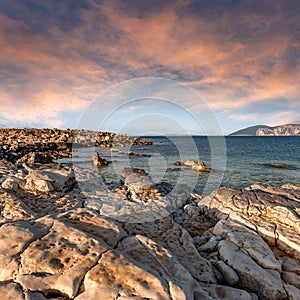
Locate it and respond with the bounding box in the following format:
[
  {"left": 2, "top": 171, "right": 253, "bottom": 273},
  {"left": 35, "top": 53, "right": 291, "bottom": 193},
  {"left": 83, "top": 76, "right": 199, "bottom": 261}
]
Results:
[{"left": 65, "top": 136, "right": 300, "bottom": 196}]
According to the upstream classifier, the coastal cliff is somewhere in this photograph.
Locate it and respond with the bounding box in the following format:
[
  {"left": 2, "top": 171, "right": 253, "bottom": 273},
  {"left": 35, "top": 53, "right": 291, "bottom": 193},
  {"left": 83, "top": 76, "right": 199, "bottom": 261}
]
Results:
[{"left": 230, "top": 124, "right": 300, "bottom": 136}]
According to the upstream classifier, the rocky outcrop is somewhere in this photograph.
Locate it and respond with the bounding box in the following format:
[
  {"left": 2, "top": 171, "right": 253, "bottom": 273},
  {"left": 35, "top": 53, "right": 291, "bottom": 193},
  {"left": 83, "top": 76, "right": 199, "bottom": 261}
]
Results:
[
  {"left": 0, "top": 128, "right": 152, "bottom": 163},
  {"left": 256, "top": 124, "right": 300, "bottom": 136},
  {"left": 0, "top": 133, "right": 300, "bottom": 299},
  {"left": 230, "top": 124, "right": 300, "bottom": 136}
]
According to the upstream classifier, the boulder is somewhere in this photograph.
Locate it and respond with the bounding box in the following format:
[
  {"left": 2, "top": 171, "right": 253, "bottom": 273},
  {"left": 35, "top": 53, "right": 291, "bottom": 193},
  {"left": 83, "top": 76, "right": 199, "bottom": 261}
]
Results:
[
  {"left": 214, "top": 260, "right": 239, "bottom": 285},
  {"left": 197, "top": 236, "right": 221, "bottom": 253},
  {"left": 125, "top": 173, "right": 153, "bottom": 192},
  {"left": 1, "top": 176, "right": 24, "bottom": 189},
  {"left": 213, "top": 220, "right": 281, "bottom": 271},
  {"left": 183, "top": 160, "right": 211, "bottom": 172},
  {"left": 201, "top": 186, "right": 300, "bottom": 260},
  {"left": 24, "top": 168, "right": 75, "bottom": 193},
  {"left": 218, "top": 240, "right": 287, "bottom": 299},
  {"left": 92, "top": 152, "right": 109, "bottom": 167},
  {"left": 121, "top": 167, "right": 148, "bottom": 177}
]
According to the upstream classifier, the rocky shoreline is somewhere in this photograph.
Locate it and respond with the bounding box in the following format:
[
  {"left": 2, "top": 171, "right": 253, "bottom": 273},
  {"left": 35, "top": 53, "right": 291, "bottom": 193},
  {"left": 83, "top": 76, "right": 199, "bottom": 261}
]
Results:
[
  {"left": 0, "top": 128, "right": 299, "bottom": 300},
  {"left": 0, "top": 128, "right": 152, "bottom": 163}
]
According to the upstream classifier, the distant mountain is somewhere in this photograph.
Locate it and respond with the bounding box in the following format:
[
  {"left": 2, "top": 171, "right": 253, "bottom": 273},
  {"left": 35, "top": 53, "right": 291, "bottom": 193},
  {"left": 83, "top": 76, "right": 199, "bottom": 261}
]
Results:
[{"left": 229, "top": 124, "right": 300, "bottom": 136}]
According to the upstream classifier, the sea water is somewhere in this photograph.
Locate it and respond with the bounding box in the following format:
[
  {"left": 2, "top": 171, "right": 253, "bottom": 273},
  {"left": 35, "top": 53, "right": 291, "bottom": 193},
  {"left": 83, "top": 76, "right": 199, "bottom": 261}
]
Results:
[{"left": 67, "top": 136, "right": 300, "bottom": 195}]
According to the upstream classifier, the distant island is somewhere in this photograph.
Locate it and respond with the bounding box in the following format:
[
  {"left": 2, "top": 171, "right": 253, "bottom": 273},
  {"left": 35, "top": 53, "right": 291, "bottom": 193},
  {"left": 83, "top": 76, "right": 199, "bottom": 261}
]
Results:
[{"left": 229, "top": 124, "right": 300, "bottom": 136}]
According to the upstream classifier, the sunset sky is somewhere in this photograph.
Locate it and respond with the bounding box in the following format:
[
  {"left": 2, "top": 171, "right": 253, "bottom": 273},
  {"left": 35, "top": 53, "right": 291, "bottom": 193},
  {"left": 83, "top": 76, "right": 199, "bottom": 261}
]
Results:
[{"left": 0, "top": 0, "right": 299, "bottom": 134}]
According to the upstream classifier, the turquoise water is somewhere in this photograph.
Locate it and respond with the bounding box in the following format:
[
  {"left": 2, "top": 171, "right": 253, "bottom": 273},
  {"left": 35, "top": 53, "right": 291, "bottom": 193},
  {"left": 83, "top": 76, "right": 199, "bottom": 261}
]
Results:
[{"left": 69, "top": 136, "right": 300, "bottom": 195}]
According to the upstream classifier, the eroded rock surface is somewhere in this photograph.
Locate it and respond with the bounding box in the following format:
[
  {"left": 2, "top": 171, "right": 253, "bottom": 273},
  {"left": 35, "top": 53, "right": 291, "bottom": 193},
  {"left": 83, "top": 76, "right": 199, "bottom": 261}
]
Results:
[{"left": 0, "top": 141, "right": 299, "bottom": 299}]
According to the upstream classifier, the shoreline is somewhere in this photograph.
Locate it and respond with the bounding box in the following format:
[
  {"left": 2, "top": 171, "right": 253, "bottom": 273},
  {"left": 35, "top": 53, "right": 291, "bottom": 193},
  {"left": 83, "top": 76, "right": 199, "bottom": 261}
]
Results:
[{"left": 0, "top": 128, "right": 299, "bottom": 299}]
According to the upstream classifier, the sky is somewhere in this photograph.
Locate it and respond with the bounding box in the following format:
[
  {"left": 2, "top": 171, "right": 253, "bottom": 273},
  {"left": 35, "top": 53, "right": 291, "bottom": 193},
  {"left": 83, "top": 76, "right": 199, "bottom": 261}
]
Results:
[{"left": 0, "top": 0, "right": 300, "bottom": 135}]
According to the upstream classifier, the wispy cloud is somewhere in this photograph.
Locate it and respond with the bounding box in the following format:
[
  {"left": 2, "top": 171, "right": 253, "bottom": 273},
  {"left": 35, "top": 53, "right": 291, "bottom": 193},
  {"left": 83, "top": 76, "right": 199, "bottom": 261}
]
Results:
[
  {"left": 0, "top": 0, "right": 299, "bottom": 130},
  {"left": 229, "top": 110, "right": 300, "bottom": 127}
]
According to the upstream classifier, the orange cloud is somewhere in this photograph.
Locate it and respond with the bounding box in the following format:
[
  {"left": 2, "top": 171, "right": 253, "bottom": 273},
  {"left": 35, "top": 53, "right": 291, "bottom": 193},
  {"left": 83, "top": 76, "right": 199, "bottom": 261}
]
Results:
[{"left": 0, "top": 0, "right": 299, "bottom": 129}]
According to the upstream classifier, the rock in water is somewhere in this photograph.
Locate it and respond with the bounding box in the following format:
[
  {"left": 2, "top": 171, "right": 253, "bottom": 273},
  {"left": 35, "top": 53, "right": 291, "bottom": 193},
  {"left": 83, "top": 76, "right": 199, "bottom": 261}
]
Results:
[
  {"left": 92, "top": 152, "right": 109, "bottom": 167},
  {"left": 179, "top": 160, "right": 212, "bottom": 172}
]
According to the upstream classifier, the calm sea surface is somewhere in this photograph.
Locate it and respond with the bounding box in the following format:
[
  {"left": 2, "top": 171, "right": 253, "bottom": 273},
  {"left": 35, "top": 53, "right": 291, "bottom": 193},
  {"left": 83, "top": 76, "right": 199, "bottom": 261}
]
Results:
[{"left": 67, "top": 136, "right": 300, "bottom": 195}]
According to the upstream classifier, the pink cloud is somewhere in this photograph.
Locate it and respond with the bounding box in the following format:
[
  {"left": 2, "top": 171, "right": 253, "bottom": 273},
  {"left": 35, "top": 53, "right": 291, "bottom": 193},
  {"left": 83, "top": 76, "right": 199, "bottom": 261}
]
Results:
[{"left": 0, "top": 1, "right": 299, "bottom": 128}]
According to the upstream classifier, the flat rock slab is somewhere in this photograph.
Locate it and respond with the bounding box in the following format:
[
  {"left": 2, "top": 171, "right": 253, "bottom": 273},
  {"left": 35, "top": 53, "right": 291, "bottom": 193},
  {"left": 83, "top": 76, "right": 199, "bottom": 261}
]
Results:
[
  {"left": 0, "top": 218, "right": 53, "bottom": 281},
  {"left": 56, "top": 208, "right": 127, "bottom": 247},
  {"left": 76, "top": 235, "right": 194, "bottom": 300},
  {"left": 17, "top": 219, "right": 109, "bottom": 298}
]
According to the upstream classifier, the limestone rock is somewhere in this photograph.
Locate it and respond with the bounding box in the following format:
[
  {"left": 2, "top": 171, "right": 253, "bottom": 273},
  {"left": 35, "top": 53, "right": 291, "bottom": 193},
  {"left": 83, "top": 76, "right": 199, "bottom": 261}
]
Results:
[
  {"left": 199, "top": 284, "right": 253, "bottom": 300},
  {"left": 153, "top": 224, "right": 217, "bottom": 283},
  {"left": 201, "top": 185, "right": 300, "bottom": 260},
  {"left": 282, "top": 271, "right": 300, "bottom": 288},
  {"left": 121, "top": 167, "right": 148, "bottom": 177},
  {"left": 0, "top": 218, "right": 53, "bottom": 281},
  {"left": 197, "top": 236, "right": 221, "bottom": 253},
  {"left": 284, "top": 284, "right": 300, "bottom": 300},
  {"left": 214, "top": 260, "right": 239, "bottom": 285},
  {"left": 56, "top": 208, "right": 127, "bottom": 247},
  {"left": 276, "top": 226, "right": 300, "bottom": 260},
  {"left": 125, "top": 172, "right": 153, "bottom": 192},
  {"left": 92, "top": 152, "right": 109, "bottom": 167},
  {"left": 24, "top": 291, "right": 48, "bottom": 300},
  {"left": 213, "top": 220, "right": 281, "bottom": 271},
  {"left": 17, "top": 219, "right": 109, "bottom": 298},
  {"left": 75, "top": 249, "right": 172, "bottom": 300},
  {"left": 0, "top": 282, "right": 25, "bottom": 300},
  {"left": 183, "top": 160, "right": 211, "bottom": 172},
  {"left": 24, "top": 168, "right": 75, "bottom": 193},
  {"left": 1, "top": 176, "right": 24, "bottom": 189},
  {"left": 0, "top": 191, "right": 34, "bottom": 222},
  {"left": 218, "top": 239, "right": 287, "bottom": 299},
  {"left": 16, "top": 152, "right": 53, "bottom": 165},
  {"left": 76, "top": 235, "right": 194, "bottom": 300}
]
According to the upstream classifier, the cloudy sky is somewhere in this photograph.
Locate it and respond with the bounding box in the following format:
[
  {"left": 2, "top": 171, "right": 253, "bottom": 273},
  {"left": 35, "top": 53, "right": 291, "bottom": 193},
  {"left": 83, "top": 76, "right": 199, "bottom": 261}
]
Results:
[{"left": 0, "top": 0, "right": 299, "bottom": 134}]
